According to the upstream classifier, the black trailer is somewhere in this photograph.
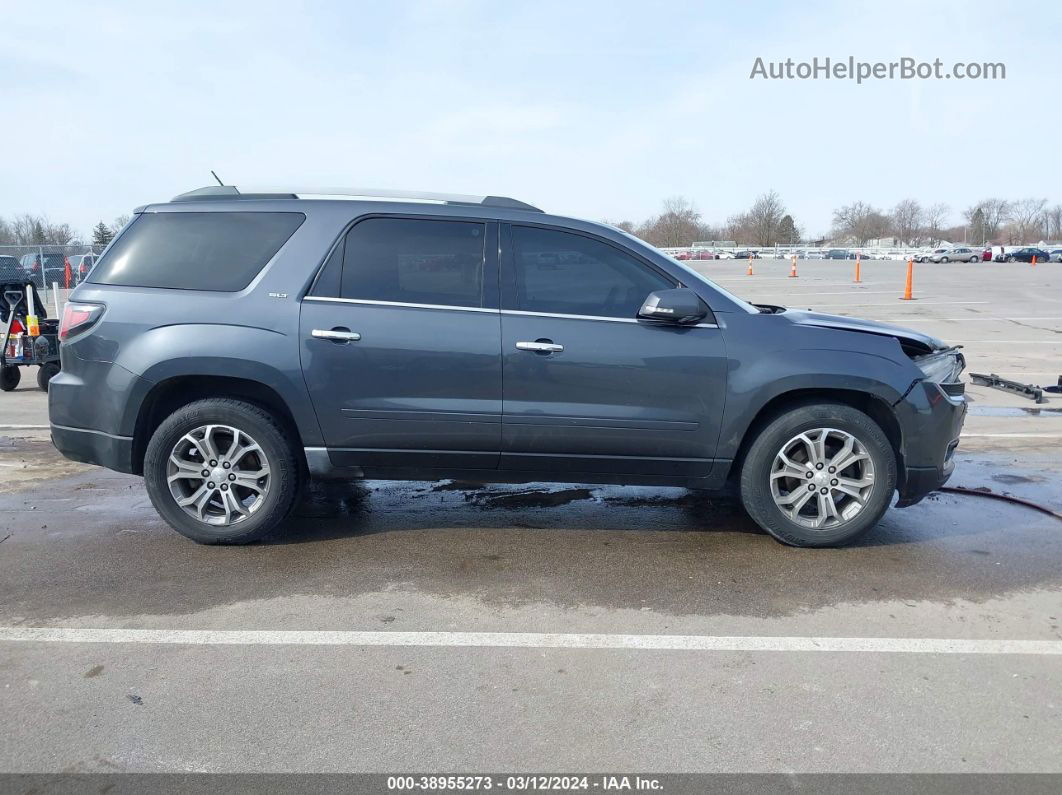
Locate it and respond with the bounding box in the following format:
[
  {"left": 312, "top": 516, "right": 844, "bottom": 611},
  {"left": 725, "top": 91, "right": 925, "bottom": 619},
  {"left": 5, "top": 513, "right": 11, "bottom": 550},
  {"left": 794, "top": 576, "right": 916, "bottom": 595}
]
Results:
[{"left": 1, "top": 275, "right": 61, "bottom": 392}]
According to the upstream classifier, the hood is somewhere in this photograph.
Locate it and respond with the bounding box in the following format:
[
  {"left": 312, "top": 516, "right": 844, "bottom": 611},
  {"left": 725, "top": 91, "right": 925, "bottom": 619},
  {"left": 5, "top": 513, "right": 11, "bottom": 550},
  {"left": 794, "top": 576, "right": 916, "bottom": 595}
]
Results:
[{"left": 783, "top": 309, "right": 948, "bottom": 356}]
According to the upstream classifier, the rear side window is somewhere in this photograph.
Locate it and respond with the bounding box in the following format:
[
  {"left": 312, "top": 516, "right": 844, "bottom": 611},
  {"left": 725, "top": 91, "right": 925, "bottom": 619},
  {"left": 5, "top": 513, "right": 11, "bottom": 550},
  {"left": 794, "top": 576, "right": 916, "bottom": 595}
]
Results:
[
  {"left": 341, "top": 218, "right": 486, "bottom": 308},
  {"left": 89, "top": 211, "right": 304, "bottom": 291}
]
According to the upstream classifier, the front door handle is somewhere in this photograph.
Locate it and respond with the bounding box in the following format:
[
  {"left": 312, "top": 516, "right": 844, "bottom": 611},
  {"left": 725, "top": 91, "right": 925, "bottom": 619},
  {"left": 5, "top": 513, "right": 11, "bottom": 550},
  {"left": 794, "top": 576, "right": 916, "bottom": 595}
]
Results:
[
  {"left": 516, "top": 340, "right": 563, "bottom": 354},
  {"left": 312, "top": 328, "right": 361, "bottom": 343}
]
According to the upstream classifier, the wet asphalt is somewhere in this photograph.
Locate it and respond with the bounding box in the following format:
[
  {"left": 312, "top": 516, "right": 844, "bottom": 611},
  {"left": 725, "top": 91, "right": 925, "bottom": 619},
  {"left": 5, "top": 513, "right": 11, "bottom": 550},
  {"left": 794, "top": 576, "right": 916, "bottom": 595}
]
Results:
[{"left": 0, "top": 439, "right": 1060, "bottom": 773}]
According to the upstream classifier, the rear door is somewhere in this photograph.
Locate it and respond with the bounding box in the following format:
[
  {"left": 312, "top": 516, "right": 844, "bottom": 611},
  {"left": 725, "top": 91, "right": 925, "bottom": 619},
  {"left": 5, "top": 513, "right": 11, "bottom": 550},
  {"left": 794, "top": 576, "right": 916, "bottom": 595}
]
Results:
[
  {"left": 499, "top": 223, "right": 728, "bottom": 478},
  {"left": 300, "top": 215, "right": 503, "bottom": 470}
]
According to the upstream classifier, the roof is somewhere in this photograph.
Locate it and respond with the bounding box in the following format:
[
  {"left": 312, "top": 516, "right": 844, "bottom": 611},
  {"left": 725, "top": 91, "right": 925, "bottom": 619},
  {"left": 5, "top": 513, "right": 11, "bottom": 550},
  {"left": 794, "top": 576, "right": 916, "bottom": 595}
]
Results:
[{"left": 169, "top": 185, "right": 542, "bottom": 212}]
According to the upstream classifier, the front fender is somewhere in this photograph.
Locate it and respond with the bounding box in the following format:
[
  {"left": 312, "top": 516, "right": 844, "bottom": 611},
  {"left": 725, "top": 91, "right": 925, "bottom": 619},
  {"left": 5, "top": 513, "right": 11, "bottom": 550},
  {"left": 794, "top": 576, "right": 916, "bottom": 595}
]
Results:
[{"left": 716, "top": 340, "right": 915, "bottom": 459}]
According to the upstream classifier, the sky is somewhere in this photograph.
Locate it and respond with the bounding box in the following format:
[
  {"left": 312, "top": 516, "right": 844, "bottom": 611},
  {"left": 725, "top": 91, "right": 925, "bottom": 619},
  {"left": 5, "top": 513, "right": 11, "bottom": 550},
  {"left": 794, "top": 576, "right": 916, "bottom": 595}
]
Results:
[{"left": 1, "top": 0, "right": 1059, "bottom": 238}]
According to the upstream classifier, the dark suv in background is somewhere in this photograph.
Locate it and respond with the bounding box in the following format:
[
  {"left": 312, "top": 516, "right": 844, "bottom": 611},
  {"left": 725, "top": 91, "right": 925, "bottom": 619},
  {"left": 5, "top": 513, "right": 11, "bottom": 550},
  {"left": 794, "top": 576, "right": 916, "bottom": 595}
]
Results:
[{"left": 49, "top": 186, "right": 967, "bottom": 547}]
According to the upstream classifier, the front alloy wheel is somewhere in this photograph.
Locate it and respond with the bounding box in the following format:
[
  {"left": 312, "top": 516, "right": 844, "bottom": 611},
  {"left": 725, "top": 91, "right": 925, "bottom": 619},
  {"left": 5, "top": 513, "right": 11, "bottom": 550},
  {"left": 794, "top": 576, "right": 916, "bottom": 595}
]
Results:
[
  {"left": 739, "top": 402, "right": 896, "bottom": 547},
  {"left": 769, "top": 428, "right": 875, "bottom": 530}
]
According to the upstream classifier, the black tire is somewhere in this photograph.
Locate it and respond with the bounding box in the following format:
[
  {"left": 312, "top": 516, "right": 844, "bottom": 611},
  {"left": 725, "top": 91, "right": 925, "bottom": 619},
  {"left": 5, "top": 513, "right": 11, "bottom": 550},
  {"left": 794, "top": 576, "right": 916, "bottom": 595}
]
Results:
[
  {"left": 940, "top": 257, "right": 949, "bottom": 263},
  {"left": 969, "top": 256, "right": 979, "bottom": 263},
  {"left": 0, "top": 366, "right": 20, "bottom": 392},
  {"left": 739, "top": 402, "right": 897, "bottom": 547},
  {"left": 36, "top": 363, "right": 60, "bottom": 392},
  {"left": 143, "top": 398, "right": 301, "bottom": 544},
  {"left": 1006, "top": 255, "right": 1016, "bottom": 262}
]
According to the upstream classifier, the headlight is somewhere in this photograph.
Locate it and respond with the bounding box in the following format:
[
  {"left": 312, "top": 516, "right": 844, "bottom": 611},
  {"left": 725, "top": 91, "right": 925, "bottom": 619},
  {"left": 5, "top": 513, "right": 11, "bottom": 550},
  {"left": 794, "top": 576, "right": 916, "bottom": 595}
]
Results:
[{"left": 916, "top": 348, "right": 965, "bottom": 384}]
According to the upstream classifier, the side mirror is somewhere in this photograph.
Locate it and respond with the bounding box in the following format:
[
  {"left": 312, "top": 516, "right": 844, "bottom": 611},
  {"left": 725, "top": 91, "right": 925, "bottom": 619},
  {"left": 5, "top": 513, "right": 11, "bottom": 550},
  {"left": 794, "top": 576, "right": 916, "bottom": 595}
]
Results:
[{"left": 638, "top": 288, "right": 710, "bottom": 325}]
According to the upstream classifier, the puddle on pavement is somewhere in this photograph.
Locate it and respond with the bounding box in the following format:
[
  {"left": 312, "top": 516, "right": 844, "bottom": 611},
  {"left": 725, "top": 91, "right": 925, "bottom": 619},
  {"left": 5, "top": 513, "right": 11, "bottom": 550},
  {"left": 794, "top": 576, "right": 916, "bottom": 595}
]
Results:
[{"left": 966, "top": 406, "right": 1062, "bottom": 417}]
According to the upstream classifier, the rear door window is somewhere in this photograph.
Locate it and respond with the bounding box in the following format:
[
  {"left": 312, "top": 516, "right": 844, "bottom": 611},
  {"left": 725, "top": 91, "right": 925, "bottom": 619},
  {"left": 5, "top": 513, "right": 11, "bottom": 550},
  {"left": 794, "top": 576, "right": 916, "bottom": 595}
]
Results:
[
  {"left": 340, "top": 217, "right": 487, "bottom": 308},
  {"left": 89, "top": 211, "right": 304, "bottom": 291}
]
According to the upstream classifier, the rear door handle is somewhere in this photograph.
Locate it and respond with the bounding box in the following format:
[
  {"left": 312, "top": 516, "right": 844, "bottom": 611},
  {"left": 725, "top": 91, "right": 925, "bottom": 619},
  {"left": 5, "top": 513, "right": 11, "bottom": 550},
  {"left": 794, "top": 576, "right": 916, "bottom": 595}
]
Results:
[
  {"left": 516, "top": 340, "right": 563, "bottom": 354},
  {"left": 312, "top": 328, "right": 361, "bottom": 343}
]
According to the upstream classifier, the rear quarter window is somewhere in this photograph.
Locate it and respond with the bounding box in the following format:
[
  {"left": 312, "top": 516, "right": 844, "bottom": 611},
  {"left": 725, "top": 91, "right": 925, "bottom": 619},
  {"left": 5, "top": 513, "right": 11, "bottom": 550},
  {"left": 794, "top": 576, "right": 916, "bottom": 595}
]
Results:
[{"left": 89, "top": 211, "right": 305, "bottom": 291}]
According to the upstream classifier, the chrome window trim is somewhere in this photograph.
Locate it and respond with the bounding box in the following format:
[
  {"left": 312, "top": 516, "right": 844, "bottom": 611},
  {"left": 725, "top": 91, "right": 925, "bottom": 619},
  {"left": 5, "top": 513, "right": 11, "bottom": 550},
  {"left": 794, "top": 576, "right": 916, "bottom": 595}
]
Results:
[
  {"left": 302, "top": 296, "right": 498, "bottom": 314},
  {"left": 301, "top": 297, "right": 717, "bottom": 328},
  {"left": 502, "top": 309, "right": 718, "bottom": 328}
]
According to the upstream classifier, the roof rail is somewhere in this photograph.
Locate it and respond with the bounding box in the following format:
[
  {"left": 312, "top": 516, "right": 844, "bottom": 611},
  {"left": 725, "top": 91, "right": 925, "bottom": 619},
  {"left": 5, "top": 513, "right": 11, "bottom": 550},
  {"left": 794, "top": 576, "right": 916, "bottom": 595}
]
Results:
[{"left": 170, "top": 185, "right": 542, "bottom": 212}]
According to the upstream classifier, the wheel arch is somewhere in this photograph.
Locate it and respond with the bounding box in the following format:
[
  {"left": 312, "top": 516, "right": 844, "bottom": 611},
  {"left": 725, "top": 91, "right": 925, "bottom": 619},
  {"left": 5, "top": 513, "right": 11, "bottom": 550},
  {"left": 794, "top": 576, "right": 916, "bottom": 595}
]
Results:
[
  {"left": 727, "top": 388, "right": 904, "bottom": 488},
  {"left": 131, "top": 375, "right": 305, "bottom": 476}
]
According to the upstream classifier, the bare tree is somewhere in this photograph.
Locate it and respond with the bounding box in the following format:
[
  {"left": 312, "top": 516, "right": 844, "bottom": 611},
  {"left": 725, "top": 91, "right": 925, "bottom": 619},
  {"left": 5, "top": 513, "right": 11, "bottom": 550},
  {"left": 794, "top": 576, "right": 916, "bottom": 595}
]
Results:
[
  {"left": 637, "top": 197, "right": 718, "bottom": 247},
  {"left": 962, "top": 198, "right": 1009, "bottom": 244},
  {"left": 831, "top": 202, "right": 890, "bottom": 245},
  {"left": 1045, "top": 204, "right": 1062, "bottom": 241},
  {"left": 890, "top": 199, "right": 923, "bottom": 246},
  {"left": 1006, "top": 198, "right": 1048, "bottom": 244},
  {"left": 111, "top": 214, "right": 133, "bottom": 235},
  {"left": 0, "top": 217, "right": 13, "bottom": 245},
  {"left": 744, "top": 190, "right": 787, "bottom": 246},
  {"left": 922, "top": 203, "right": 951, "bottom": 244}
]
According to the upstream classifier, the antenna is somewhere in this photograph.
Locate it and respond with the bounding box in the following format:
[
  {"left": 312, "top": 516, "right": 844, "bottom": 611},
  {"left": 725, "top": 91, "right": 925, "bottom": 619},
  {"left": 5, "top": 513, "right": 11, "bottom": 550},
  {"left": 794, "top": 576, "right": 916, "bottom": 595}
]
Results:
[{"left": 210, "top": 170, "right": 224, "bottom": 186}]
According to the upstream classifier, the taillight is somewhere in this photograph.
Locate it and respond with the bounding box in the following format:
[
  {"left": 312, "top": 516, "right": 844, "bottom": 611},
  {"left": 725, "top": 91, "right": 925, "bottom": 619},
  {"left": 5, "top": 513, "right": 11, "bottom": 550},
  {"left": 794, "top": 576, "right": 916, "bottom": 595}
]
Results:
[{"left": 59, "top": 302, "right": 104, "bottom": 341}]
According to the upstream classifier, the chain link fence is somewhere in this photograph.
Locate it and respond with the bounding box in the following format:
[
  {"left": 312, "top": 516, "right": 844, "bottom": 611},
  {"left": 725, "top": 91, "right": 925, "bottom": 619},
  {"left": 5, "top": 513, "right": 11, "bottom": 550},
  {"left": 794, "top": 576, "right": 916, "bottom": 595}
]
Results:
[{"left": 0, "top": 243, "right": 107, "bottom": 290}]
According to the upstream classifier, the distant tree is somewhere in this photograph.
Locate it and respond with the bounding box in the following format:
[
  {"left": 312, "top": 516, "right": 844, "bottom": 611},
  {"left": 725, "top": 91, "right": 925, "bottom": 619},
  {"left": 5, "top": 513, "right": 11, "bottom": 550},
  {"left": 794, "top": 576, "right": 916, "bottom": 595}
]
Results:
[
  {"left": 0, "top": 217, "right": 13, "bottom": 245},
  {"left": 744, "top": 190, "right": 787, "bottom": 246},
  {"left": 111, "top": 214, "right": 132, "bottom": 235},
  {"left": 92, "top": 221, "right": 115, "bottom": 247},
  {"left": 831, "top": 201, "right": 889, "bottom": 245},
  {"left": 1045, "top": 204, "right": 1062, "bottom": 241},
  {"left": 1006, "top": 198, "right": 1047, "bottom": 244},
  {"left": 962, "top": 199, "right": 1009, "bottom": 243},
  {"left": 890, "top": 199, "right": 923, "bottom": 246},
  {"left": 777, "top": 214, "right": 799, "bottom": 244},
  {"left": 637, "top": 197, "right": 717, "bottom": 247},
  {"left": 922, "top": 203, "right": 951, "bottom": 244}
]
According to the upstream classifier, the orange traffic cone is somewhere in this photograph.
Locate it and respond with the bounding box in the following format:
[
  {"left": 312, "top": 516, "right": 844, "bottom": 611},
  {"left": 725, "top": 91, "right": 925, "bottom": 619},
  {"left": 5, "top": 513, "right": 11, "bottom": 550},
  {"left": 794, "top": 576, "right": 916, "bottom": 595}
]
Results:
[
  {"left": 854, "top": 255, "right": 862, "bottom": 283},
  {"left": 747, "top": 259, "right": 753, "bottom": 276},
  {"left": 1032, "top": 255, "right": 1037, "bottom": 266},
  {"left": 789, "top": 255, "right": 798, "bottom": 278},
  {"left": 901, "top": 259, "right": 914, "bottom": 300}
]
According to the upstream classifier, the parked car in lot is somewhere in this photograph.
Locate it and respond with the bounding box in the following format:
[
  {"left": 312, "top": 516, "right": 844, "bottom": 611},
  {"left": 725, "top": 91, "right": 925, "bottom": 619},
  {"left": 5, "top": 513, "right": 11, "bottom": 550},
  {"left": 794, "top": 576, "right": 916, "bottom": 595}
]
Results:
[
  {"left": 18, "top": 252, "right": 69, "bottom": 287},
  {"left": 825, "top": 249, "right": 848, "bottom": 260},
  {"left": 692, "top": 250, "right": 716, "bottom": 260},
  {"left": 50, "top": 185, "right": 967, "bottom": 548},
  {"left": 715, "top": 250, "right": 736, "bottom": 259},
  {"left": 1004, "top": 247, "right": 1050, "bottom": 263},
  {"left": 1049, "top": 249, "right": 1062, "bottom": 262},
  {"left": 981, "top": 248, "right": 993, "bottom": 261},
  {"left": 732, "top": 250, "right": 760, "bottom": 259},
  {"left": 915, "top": 248, "right": 945, "bottom": 263},
  {"left": 929, "top": 247, "right": 980, "bottom": 263},
  {"left": 0, "top": 255, "right": 23, "bottom": 281},
  {"left": 67, "top": 254, "right": 99, "bottom": 282}
]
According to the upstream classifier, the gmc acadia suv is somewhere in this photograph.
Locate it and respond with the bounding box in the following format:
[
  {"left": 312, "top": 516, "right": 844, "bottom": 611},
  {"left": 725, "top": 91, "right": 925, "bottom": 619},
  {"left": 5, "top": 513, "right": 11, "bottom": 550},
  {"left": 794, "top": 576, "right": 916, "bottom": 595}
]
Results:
[{"left": 49, "top": 186, "right": 966, "bottom": 547}]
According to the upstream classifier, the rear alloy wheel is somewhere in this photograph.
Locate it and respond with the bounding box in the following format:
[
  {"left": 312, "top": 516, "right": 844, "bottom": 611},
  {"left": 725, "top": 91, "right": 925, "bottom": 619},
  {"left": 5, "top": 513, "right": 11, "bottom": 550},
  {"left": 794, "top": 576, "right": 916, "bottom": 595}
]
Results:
[
  {"left": 144, "top": 398, "right": 301, "bottom": 543},
  {"left": 740, "top": 402, "right": 896, "bottom": 547},
  {"left": 969, "top": 255, "right": 979, "bottom": 263},
  {"left": 940, "top": 256, "right": 949, "bottom": 263}
]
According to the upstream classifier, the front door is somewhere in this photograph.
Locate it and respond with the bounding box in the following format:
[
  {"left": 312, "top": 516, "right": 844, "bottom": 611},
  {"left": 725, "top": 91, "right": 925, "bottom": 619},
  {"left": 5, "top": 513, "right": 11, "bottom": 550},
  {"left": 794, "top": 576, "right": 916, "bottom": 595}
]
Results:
[
  {"left": 499, "top": 224, "right": 727, "bottom": 477},
  {"left": 300, "top": 216, "right": 502, "bottom": 470}
]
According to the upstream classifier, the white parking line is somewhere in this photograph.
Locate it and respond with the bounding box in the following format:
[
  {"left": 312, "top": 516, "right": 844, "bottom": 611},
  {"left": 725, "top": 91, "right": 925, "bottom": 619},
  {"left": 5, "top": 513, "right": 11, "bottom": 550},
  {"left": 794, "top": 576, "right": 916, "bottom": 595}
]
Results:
[
  {"left": 0, "top": 627, "right": 1059, "bottom": 655},
  {"left": 961, "top": 433, "right": 1062, "bottom": 439},
  {"left": 0, "top": 425, "right": 50, "bottom": 430}
]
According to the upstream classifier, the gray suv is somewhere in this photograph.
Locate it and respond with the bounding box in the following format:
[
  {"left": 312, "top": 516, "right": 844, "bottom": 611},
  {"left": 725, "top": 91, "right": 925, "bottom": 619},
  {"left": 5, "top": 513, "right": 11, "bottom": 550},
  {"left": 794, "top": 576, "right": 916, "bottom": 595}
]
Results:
[{"left": 49, "top": 186, "right": 967, "bottom": 547}]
